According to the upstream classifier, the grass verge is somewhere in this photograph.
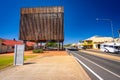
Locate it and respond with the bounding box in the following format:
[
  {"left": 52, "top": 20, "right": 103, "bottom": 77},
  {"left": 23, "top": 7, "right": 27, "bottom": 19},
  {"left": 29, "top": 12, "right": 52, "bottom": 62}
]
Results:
[{"left": 0, "top": 54, "right": 37, "bottom": 70}]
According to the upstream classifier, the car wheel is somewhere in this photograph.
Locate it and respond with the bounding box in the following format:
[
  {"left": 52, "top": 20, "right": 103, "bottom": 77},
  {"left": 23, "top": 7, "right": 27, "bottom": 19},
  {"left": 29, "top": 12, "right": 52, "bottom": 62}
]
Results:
[
  {"left": 104, "top": 50, "right": 109, "bottom": 53},
  {"left": 106, "top": 50, "right": 109, "bottom": 53}
]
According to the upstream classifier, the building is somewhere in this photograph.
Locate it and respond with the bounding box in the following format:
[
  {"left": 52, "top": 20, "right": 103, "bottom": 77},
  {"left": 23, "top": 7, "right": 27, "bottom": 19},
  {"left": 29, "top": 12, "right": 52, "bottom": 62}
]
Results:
[
  {"left": 78, "top": 36, "right": 114, "bottom": 49},
  {"left": 83, "top": 40, "right": 93, "bottom": 49},
  {"left": 0, "top": 38, "right": 35, "bottom": 53},
  {"left": 114, "top": 38, "right": 120, "bottom": 43},
  {"left": 86, "top": 36, "right": 114, "bottom": 49},
  {"left": 19, "top": 6, "right": 64, "bottom": 50}
]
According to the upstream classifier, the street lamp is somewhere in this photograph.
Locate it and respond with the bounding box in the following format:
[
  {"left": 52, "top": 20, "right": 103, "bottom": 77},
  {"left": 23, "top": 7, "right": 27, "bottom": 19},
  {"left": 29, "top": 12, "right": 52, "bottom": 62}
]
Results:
[
  {"left": 118, "top": 30, "right": 120, "bottom": 38},
  {"left": 96, "top": 18, "right": 114, "bottom": 42},
  {"left": 96, "top": 18, "right": 116, "bottom": 53}
]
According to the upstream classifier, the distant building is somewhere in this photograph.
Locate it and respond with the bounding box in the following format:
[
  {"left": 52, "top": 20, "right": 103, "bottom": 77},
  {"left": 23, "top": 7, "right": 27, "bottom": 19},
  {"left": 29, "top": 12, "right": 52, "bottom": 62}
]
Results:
[
  {"left": 78, "top": 36, "right": 115, "bottom": 49},
  {"left": 86, "top": 36, "right": 113, "bottom": 49},
  {"left": 0, "top": 38, "right": 35, "bottom": 53},
  {"left": 114, "top": 38, "right": 120, "bottom": 43}
]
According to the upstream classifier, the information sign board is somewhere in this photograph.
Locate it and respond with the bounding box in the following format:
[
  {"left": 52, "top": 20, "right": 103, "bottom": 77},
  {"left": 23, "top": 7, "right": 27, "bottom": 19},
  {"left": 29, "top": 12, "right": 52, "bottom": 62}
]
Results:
[{"left": 14, "top": 44, "right": 25, "bottom": 65}]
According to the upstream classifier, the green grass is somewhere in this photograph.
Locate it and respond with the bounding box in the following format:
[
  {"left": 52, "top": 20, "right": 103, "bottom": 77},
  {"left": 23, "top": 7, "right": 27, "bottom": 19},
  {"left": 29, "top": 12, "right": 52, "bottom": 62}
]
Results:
[
  {"left": 0, "top": 55, "right": 37, "bottom": 70},
  {"left": 0, "top": 55, "right": 13, "bottom": 70}
]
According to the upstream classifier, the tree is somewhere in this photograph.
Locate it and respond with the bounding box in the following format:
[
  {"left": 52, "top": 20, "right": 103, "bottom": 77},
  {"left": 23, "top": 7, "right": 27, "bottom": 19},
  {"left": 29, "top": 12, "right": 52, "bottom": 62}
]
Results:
[
  {"left": 64, "top": 44, "right": 71, "bottom": 47},
  {"left": 46, "top": 42, "right": 58, "bottom": 47},
  {"left": 0, "top": 38, "right": 3, "bottom": 44},
  {"left": 0, "top": 39, "right": 3, "bottom": 53}
]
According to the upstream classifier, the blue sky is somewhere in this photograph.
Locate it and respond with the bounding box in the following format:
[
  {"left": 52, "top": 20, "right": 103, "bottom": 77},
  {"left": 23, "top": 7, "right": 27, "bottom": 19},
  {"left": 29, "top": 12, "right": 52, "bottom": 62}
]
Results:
[{"left": 0, "top": 0, "right": 120, "bottom": 44}]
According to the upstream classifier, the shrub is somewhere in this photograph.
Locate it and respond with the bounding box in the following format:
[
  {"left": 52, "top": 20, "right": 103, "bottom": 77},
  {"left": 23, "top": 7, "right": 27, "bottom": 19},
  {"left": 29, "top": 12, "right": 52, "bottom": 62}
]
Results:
[
  {"left": 33, "top": 49, "right": 43, "bottom": 53},
  {"left": 26, "top": 46, "right": 33, "bottom": 50}
]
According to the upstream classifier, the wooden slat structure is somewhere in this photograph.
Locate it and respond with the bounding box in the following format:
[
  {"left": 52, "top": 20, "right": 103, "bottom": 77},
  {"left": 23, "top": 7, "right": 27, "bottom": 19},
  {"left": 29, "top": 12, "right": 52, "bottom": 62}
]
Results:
[
  {"left": 19, "top": 6, "right": 64, "bottom": 44},
  {"left": 19, "top": 6, "right": 64, "bottom": 50}
]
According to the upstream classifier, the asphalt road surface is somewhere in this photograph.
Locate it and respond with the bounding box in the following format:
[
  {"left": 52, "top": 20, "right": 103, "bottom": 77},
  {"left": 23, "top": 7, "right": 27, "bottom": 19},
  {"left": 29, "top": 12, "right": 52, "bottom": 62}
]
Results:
[
  {"left": 68, "top": 50, "right": 120, "bottom": 80},
  {"left": 86, "top": 49, "right": 120, "bottom": 57}
]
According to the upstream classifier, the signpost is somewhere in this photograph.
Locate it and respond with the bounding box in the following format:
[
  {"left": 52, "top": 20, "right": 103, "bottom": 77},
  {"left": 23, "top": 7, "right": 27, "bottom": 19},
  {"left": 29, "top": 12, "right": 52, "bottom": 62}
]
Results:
[{"left": 14, "top": 44, "right": 25, "bottom": 65}]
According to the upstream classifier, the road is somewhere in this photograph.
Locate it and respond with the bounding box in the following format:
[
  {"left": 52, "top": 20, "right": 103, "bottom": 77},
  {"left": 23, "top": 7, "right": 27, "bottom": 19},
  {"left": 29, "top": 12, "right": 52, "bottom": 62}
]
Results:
[
  {"left": 86, "top": 49, "right": 120, "bottom": 57},
  {"left": 68, "top": 50, "right": 120, "bottom": 80}
]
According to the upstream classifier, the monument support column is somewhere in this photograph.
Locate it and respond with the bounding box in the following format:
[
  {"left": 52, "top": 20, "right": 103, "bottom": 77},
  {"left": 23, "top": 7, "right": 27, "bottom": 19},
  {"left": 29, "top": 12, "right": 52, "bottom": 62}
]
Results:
[
  {"left": 62, "top": 41, "right": 64, "bottom": 50},
  {"left": 58, "top": 41, "right": 60, "bottom": 51},
  {"left": 40, "top": 42, "right": 42, "bottom": 49}
]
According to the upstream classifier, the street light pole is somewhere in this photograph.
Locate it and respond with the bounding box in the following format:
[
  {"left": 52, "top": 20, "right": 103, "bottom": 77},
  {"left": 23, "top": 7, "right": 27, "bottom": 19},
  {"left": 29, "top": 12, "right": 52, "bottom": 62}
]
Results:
[
  {"left": 118, "top": 30, "right": 120, "bottom": 38},
  {"left": 96, "top": 18, "right": 115, "bottom": 53},
  {"left": 96, "top": 18, "right": 114, "bottom": 42},
  {"left": 110, "top": 20, "right": 114, "bottom": 41}
]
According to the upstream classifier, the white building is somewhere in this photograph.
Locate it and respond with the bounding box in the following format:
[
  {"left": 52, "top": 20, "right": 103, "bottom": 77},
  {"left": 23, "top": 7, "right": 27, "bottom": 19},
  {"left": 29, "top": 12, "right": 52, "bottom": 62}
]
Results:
[{"left": 86, "top": 36, "right": 113, "bottom": 49}]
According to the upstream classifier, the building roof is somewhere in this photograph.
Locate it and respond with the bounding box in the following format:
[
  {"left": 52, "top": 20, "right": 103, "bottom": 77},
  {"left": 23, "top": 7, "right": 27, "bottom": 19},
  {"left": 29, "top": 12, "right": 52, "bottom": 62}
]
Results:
[
  {"left": 114, "top": 38, "right": 120, "bottom": 43},
  {"left": 26, "top": 42, "right": 35, "bottom": 46},
  {"left": 2, "top": 39, "right": 22, "bottom": 46},
  {"left": 1, "top": 38, "right": 35, "bottom": 46},
  {"left": 86, "top": 36, "right": 113, "bottom": 43}
]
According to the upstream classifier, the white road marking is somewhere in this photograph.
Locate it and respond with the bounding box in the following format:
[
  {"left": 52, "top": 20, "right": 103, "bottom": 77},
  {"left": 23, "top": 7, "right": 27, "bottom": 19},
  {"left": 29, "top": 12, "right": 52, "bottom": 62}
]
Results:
[
  {"left": 74, "top": 57, "right": 104, "bottom": 80},
  {"left": 72, "top": 52, "right": 120, "bottom": 79}
]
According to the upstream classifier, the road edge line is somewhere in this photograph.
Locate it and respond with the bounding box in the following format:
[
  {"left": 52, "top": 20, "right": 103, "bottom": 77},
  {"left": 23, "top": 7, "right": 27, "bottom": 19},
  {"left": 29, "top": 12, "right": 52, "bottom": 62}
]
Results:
[
  {"left": 74, "top": 57, "right": 104, "bottom": 80},
  {"left": 75, "top": 52, "right": 120, "bottom": 79}
]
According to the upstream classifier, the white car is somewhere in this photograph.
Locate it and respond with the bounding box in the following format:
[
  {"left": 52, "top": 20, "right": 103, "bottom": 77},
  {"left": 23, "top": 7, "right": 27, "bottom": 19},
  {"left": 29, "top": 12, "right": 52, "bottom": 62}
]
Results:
[{"left": 100, "top": 43, "right": 120, "bottom": 53}]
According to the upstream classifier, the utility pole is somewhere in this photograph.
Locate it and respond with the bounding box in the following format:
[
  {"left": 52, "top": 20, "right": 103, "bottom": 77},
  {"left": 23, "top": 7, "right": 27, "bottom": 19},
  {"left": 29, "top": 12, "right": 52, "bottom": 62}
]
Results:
[
  {"left": 96, "top": 18, "right": 115, "bottom": 53},
  {"left": 96, "top": 18, "right": 114, "bottom": 42},
  {"left": 118, "top": 30, "right": 120, "bottom": 38}
]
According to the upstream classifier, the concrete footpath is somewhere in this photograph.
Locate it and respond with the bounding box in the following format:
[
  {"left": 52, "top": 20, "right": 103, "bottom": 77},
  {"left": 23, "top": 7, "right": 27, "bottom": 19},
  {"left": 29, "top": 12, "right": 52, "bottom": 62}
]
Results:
[{"left": 0, "top": 55, "right": 91, "bottom": 80}]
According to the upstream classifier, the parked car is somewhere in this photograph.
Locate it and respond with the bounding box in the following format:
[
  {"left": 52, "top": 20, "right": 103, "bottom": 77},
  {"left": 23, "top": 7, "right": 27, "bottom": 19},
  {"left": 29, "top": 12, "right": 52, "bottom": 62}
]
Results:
[
  {"left": 100, "top": 43, "right": 120, "bottom": 53},
  {"left": 67, "top": 47, "right": 78, "bottom": 51}
]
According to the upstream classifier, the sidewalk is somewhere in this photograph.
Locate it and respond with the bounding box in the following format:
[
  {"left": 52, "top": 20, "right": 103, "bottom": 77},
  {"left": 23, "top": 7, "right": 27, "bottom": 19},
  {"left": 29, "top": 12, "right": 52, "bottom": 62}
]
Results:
[
  {"left": 80, "top": 49, "right": 120, "bottom": 62},
  {"left": 0, "top": 51, "right": 91, "bottom": 80}
]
